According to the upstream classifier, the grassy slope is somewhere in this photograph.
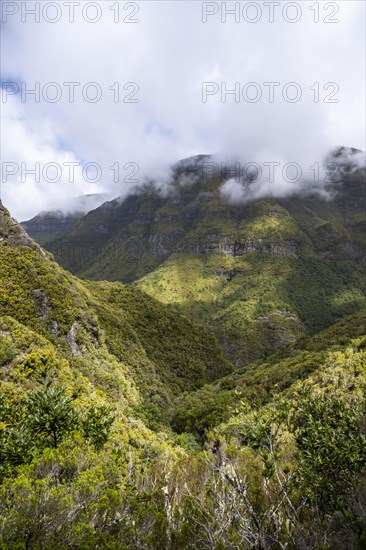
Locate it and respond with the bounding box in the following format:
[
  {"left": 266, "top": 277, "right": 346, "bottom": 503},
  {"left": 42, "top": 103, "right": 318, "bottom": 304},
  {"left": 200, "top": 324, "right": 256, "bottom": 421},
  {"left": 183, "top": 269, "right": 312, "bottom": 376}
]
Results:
[
  {"left": 2, "top": 194, "right": 366, "bottom": 547},
  {"left": 0, "top": 205, "right": 231, "bottom": 430},
  {"left": 37, "top": 168, "right": 366, "bottom": 366},
  {"left": 170, "top": 310, "right": 366, "bottom": 438}
]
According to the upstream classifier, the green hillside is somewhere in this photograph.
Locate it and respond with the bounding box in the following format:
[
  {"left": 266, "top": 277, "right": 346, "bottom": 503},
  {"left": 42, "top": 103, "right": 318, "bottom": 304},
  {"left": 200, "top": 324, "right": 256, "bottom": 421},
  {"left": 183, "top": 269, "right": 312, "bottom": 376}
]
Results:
[
  {"left": 21, "top": 194, "right": 109, "bottom": 246},
  {"left": 1, "top": 200, "right": 366, "bottom": 547},
  {"left": 0, "top": 201, "right": 231, "bottom": 426},
  {"left": 34, "top": 154, "right": 366, "bottom": 366},
  {"left": 171, "top": 310, "right": 366, "bottom": 438}
]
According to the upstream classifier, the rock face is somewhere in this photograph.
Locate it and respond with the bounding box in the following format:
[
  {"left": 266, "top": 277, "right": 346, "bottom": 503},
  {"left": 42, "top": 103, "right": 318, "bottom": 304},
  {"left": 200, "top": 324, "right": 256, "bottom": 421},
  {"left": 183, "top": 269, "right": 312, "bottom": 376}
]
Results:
[
  {"left": 21, "top": 193, "right": 110, "bottom": 246},
  {"left": 0, "top": 200, "right": 44, "bottom": 254},
  {"left": 67, "top": 321, "right": 81, "bottom": 356},
  {"left": 22, "top": 213, "right": 80, "bottom": 246},
  {"left": 35, "top": 160, "right": 366, "bottom": 282},
  {"left": 19, "top": 153, "right": 366, "bottom": 366}
]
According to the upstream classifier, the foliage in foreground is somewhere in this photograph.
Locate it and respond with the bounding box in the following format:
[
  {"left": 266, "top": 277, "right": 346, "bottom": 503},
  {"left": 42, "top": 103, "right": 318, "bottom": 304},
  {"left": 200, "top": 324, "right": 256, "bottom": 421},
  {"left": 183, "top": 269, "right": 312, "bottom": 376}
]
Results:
[
  {"left": 1, "top": 197, "right": 366, "bottom": 548},
  {"left": 1, "top": 349, "right": 366, "bottom": 549}
]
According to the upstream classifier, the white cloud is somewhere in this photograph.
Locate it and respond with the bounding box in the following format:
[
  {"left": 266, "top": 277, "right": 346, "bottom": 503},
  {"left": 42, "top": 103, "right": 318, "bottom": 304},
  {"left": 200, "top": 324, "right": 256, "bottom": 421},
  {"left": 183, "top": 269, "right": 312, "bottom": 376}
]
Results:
[{"left": 0, "top": 0, "right": 365, "bottom": 219}]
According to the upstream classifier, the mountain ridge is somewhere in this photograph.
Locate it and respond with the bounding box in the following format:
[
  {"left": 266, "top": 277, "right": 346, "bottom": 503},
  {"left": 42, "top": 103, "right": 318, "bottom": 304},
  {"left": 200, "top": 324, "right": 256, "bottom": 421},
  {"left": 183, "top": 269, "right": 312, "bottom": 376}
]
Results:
[
  {"left": 21, "top": 150, "right": 366, "bottom": 365},
  {"left": 1, "top": 201, "right": 232, "bottom": 425},
  {"left": 2, "top": 191, "right": 366, "bottom": 547}
]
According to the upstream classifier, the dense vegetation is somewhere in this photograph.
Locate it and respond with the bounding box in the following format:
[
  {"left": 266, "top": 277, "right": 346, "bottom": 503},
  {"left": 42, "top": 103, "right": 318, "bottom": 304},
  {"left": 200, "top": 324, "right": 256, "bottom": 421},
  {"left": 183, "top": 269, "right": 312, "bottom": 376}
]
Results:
[
  {"left": 28, "top": 158, "right": 366, "bottom": 366},
  {"left": 1, "top": 308, "right": 365, "bottom": 548},
  {"left": 2, "top": 154, "right": 366, "bottom": 550}
]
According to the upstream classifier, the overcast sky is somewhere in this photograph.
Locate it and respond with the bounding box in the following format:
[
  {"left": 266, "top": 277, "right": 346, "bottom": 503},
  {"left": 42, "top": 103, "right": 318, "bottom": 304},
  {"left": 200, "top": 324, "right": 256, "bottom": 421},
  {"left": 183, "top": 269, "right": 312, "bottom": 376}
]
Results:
[{"left": 1, "top": 0, "right": 365, "bottom": 219}]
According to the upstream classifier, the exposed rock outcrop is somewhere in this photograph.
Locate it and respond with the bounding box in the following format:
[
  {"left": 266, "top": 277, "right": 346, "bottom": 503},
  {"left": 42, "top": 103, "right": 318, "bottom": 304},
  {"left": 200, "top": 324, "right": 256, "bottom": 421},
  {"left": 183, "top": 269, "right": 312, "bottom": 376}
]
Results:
[{"left": 0, "top": 200, "right": 45, "bottom": 255}]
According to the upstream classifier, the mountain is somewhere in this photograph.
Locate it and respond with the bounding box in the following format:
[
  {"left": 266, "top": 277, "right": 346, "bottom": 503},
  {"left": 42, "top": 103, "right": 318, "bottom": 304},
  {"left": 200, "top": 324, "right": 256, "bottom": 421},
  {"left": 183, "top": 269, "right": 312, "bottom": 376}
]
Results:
[
  {"left": 1, "top": 200, "right": 231, "bottom": 423},
  {"left": 2, "top": 199, "right": 366, "bottom": 547},
  {"left": 27, "top": 150, "right": 366, "bottom": 366},
  {"left": 21, "top": 193, "right": 110, "bottom": 246},
  {"left": 171, "top": 309, "right": 366, "bottom": 438}
]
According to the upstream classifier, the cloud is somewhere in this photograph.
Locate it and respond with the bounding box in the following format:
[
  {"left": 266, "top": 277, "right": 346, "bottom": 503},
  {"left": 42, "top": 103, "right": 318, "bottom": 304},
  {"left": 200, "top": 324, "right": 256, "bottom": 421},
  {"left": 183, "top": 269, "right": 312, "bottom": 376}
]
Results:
[
  {"left": 0, "top": 1, "right": 365, "bottom": 219},
  {"left": 0, "top": 93, "right": 111, "bottom": 219}
]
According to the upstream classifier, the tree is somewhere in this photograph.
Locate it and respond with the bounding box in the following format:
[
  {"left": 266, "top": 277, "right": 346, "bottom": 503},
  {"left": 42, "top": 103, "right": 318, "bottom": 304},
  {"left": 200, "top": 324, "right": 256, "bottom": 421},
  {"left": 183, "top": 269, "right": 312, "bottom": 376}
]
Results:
[
  {"left": 293, "top": 392, "right": 366, "bottom": 516},
  {"left": 26, "top": 385, "right": 79, "bottom": 448},
  {"left": 82, "top": 405, "right": 115, "bottom": 450}
]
